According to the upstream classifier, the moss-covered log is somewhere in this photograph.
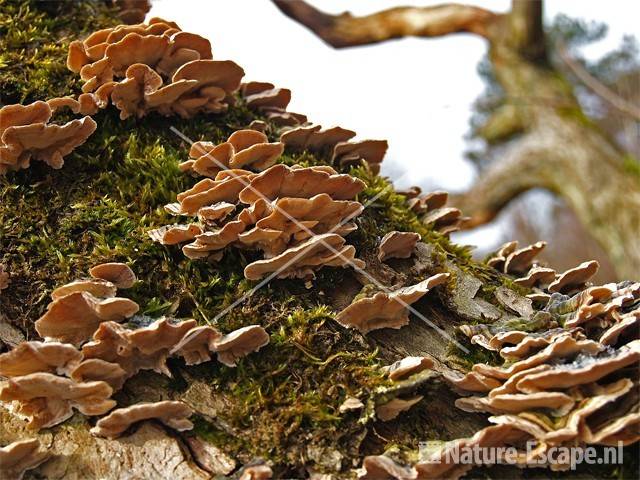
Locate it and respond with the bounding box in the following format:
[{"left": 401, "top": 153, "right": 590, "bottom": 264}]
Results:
[{"left": 0, "top": 1, "right": 637, "bottom": 479}]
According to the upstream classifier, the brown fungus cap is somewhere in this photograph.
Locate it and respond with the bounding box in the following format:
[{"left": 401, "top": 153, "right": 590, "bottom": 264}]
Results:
[
  {"left": 238, "top": 194, "right": 363, "bottom": 257},
  {"left": 383, "top": 356, "right": 434, "bottom": 381},
  {"left": 0, "top": 341, "right": 82, "bottom": 378},
  {"left": 244, "top": 233, "right": 365, "bottom": 281},
  {"left": 89, "top": 262, "right": 137, "bottom": 288},
  {"left": 182, "top": 220, "right": 247, "bottom": 259},
  {"left": 336, "top": 273, "right": 449, "bottom": 334},
  {"left": 376, "top": 395, "right": 423, "bottom": 421},
  {"left": 0, "top": 438, "right": 49, "bottom": 480},
  {"left": 548, "top": 260, "right": 600, "bottom": 294},
  {"left": 265, "top": 110, "right": 307, "bottom": 127},
  {"left": 414, "top": 423, "right": 529, "bottom": 479},
  {"left": 51, "top": 278, "right": 117, "bottom": 301},
  {"left": 148, "top": 223, "right": 203, "bottom": 245},
  {"left": 332, "top": 139, "right": 388, "bottom": 172},
  {"left": 244, "top": 87, "right": 292, "bottom": 111},
  {"left": 189, "top": 129, "right": 283, "bottom": 177},
  {"left": 91, "top": 400, "right": 193, "bottom": 439},
  {"left": 486, "top": 240, "right": 518, "bottom": 270},
  {"left": 515, "top": 339, "right": 640, "bottom": 393},
  {"left": 0, "top": 372, "right": 115, "bottom": 429},
  {"left": 472, "top": 334, "right": 604, "bottom": 380},
  {"left": 503, "top": 241, "right": 546, "bottom": 274},
  {"left": 213, "top": 325, "right": 269, "bottom": 367},
  {"left": 339, "top": 397, "right": 365, "bottom": 413},
  {"left": 455, "top": 391, "right": 575, "bottom": 416},
  {"left": 35, "top": 291, "right": 139, "bottom": 346},
  {"left": 514, "top": 267, "right": 557, "bottom": 289},
  {"left": 69, "top": 358, "right": 128, "bottom": 391},
  {"left": 280, "top": 125, "right": 356, "bottom": 152},
  {"left": 169, "top": 325, "right": 223, "bottom": 365},
  {"left": 127, "top": 317, "right": 197, "bottom": 356},
  {"left": 377, "top": 231, "right": 421, "bottom": 262},
  {"left": 239, "top": 164, "right": 365, "bottom": 203},
  {"left": 1, "top": 101, "right": 96, "bottom": 175},
  {"left": 358, "top": 455, "right": 417, "bottom": 480},
  {"left": 177, "top": 175, "right": 252, "bottom": 215}
]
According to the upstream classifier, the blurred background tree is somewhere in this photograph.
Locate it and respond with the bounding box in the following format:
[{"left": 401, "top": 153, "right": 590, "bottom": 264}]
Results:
[{"left": 273, "top": 0, "right": 640, "bottom": 281}]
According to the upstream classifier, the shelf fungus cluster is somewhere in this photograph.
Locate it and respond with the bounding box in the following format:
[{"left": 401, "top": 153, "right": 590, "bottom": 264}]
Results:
[
  {"left": 0, "top": 264, "right": 268, "bottom": 436},
  {"left": 279, "top": 124, "right": 388, "bottom": 174},
  {"left": 65, "top": 17, "right": 244, "bottom": 119},
  {"left": 354, "top": 257, "right": 639, "bottom": 478},
  {"left": 151, "top": 155, "right": 369, "bottom": 280},
  {"left": 359, "top": 334, "right": 639, "bottom": 479},
  {"left": 336, "top": 273, "right": 449, "bottom": 334},
  {"left": 0, "top": 101, "right": 96, "bottom": 175},
  {"left": 487, "top": 240, "right": 603, "bottom": 304},
  {"left": 402, "top": 188, "right": 467, "bottom": 235},
  {"left": 240, "top": 81, "right": 307, "bottom": 128}
]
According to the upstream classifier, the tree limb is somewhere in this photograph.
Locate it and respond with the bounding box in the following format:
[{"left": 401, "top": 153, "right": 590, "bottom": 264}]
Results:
[
  {"left": 508, "top": 0, "right": 546, "bottom": 61},
  {"left": 557, "top": 42, "right": 640, "bottom": 121},
  {"left": 271, "top": 0, "right": 498, "bottom": 48},
  {"left": 452, "top": 134, "right": 555, "bottom": 227}
]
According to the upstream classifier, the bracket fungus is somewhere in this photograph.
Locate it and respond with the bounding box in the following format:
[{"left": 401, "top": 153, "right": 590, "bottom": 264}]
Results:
[
  {"left": 186, "top": 129, "right": 284, "bottom": 177},
  {"left": 358, "top": 455, "right": 417, "bottom": 480},
  {"left": 486, "top": 240, "right": 518, "bottom": 271},
  {"left": 69, "top": 358, "right": 128, "bottom": 391},
  {"left": 0, "top": 438, "right": 49, "bottom": 480},
  {"left": 89, "top": 262, "right": 137, "bottom": 289},
  {"left": 0, "top": 373, "right": 115, "bottom": 429},
  {"left": 377, "top": 231, "right": 421, "bottom": 262},
  {"left": 514, "top": 266, "right": 557, "bottom": 289},
  {"left": 0, "top": 341, "right": 82, "bottom": 378},
  {"left": 503, "top": 241, "right": 547, "bottom": 274},
  {"left": 244, "top": 233, "right": 365, "bottom": 280},
  {"left": 0, "top": 101, "right": 96, "bottom": 175},
  {"left": 35, "top": 290, "right": 139, "bottom": 346},
  {"left": 382, "top": 356, "right": 434, "bottom": 381},
  {"left": 91, "top": 400, "right": 193, "bottom": 439},
  {"left": 331, "top": 139, "right": 388, "bottom": 174},
  {"left": 336, "top": 273, "right": 449, "bottom": 334},
  {"left": 548, "top": 260, "right": 600, "bottom": 294},
  {"left": 241, "top": 81, "right": 291, "bottom": 111},
  {"left": 159, "top": 161, "right": 364, "bottom": 280},
  {"left": 280, "top": 124, "right": 356, "bottom": 152},
  {"left": 169, "top": 325, "right": 223, "bottom": 365},
  {"left": 68, "top": 20, "right": 245, "bottom": 119},
  {"left": 238, "top": 164, "right": 366, "bottom": 203},
  {"left": 213, "top": 325, "right": 270, "bottom": 367},
  {"left": 376, "top": 395, "right": 424, "bottom": 422},
  {"left": 148, "top": 223, "right": 203, "bottom": 245}
]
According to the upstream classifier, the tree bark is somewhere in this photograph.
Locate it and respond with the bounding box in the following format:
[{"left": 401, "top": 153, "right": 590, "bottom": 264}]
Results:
[{"left": 272, "top": 0, "right": 640, "bottom": 280}]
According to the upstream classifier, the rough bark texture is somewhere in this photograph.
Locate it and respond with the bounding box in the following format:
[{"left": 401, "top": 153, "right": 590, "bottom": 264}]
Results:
[{"left": 273, "top": 0, "right": 640, "bottom": 280}]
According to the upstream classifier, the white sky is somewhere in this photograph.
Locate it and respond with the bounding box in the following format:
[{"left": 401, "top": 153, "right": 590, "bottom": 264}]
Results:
[{"left": 149, "top": 0, "right": 638, "bottom": 247}]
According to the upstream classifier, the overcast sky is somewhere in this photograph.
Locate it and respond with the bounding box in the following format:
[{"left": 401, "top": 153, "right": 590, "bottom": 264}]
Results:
[{"left": 148, "top": 0, "right": 638, "bottom": 248}]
